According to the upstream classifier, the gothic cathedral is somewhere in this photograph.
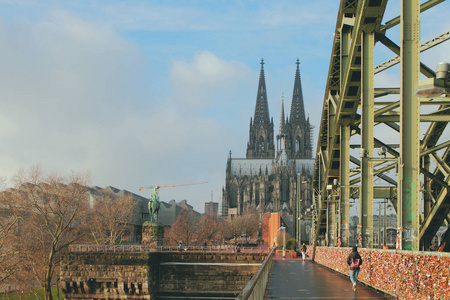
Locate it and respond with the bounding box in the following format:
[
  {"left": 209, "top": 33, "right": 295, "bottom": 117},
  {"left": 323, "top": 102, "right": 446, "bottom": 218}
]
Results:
[{"left": 222, "top": 59, "right": 314, "bottom": 219}]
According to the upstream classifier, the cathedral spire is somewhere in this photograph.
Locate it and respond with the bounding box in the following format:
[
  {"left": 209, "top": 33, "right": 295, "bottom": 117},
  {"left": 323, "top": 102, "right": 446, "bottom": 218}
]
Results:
[
  {"left": 289, "top": 58, "right": 306, "bottom": 124},
  {"left": 246, "top": 59, "right": 275, "bottom": 159},
  {"left": 279, "top": 94, "right": 286, "bottom": 136},
  {"left": 277, "top": 94, "right": 288, "bottom": 154},
  {"left": 253, "top": 58, "right": 270, "bottom": 125}
]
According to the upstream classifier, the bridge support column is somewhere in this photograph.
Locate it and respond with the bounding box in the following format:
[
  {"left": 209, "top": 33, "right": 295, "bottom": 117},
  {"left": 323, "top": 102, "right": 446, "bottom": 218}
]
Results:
[
  {"left": 400, "top": 0, "right": 420, "bottom": 251},
  {"left": 360, "top": 31, "right": 374, "bottom": 248},
  {"left": 340, "top": 124, "right": 350, "bottom": 247}
]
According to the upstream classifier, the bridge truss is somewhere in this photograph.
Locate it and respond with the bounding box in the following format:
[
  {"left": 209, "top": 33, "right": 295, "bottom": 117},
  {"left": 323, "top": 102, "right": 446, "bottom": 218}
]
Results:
[{"left": 312, "top": 0, "right": 450, "bottom": 251}]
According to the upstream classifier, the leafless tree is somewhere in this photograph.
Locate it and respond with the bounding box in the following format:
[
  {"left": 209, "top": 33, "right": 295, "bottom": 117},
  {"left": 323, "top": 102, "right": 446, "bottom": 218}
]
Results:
[
  {"left": 197, "top": 215, "right": 224, "bottom": 245},
  {"left": 0, "top": 179, "right": 21, "bottom": 284},
  {"left": 225, "top": 210, "right": 259, "bottom": 241},
  {"left": 7, "top": 166, "right": 91, "bottom": 300},
  {"left": 87, "top": 192, "right": 138, "bottom": 245},
  {"left": 240, "top": 210, "right": 259, "bottom": 239},
  {"left": 164, "top": 208, "right": 200, "bottom": 246},
  {"left": 225, "top": 217, "right": 240, "bottom": 239}
]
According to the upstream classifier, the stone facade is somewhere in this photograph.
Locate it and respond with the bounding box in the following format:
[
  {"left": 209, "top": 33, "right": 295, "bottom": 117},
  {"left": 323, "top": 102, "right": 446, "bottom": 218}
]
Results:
[
  {"left": 141, "top": 222, "right": 164, "bottom": 246},
  {"left": 60, "top": 253, "right": 158, "bottom": 299},
  {"left": 222, "top": 60, "right": 314, "bottom": 225},
  {"left": 60, "top": 252, "right": 266, "bottom": 299}
]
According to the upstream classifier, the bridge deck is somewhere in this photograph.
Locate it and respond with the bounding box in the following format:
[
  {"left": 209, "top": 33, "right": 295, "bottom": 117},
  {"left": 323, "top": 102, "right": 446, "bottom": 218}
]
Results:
[{"left": 265, "top": 254, "right": 390, "bottom": 299}]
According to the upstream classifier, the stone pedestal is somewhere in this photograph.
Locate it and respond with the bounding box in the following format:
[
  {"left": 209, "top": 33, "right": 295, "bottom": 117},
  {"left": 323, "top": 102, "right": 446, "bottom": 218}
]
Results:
[{"left": 142, "top": 222, "right": 164, "bottom": 246}]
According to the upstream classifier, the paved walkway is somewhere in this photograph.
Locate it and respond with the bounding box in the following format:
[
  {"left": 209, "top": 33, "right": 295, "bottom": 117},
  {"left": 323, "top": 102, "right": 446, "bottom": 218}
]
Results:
[{"left": 265, "top": 254, "right": 390, "bottom": 299}]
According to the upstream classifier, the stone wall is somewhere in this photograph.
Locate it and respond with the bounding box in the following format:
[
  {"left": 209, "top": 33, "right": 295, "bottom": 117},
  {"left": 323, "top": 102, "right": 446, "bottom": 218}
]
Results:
[
  {"left": 309, "top": 246, "right": 450, "bottom": 300},
  {"left": 60, "top": 252, "right": 266, "bottom": 300},
  {"left": 60, "top": 253, "right": 158, "bottom": 299}
]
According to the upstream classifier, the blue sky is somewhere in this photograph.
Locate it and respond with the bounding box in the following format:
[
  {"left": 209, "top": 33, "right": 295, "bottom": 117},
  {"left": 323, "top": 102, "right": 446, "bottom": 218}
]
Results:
[{"left": 0, "top": 0, "right": 448, "bottom": 213}]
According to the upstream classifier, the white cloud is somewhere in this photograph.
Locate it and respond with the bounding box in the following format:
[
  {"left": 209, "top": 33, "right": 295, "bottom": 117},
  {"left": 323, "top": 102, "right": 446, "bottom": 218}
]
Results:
[
  {"left": 0, "top": 9, "right": 147, "bottom": 179},
  {"left": 0, "top": 9, "right": 250, "bottom": 211},
  {"left": 170, "top": 51, "right": 253, "bottom": 107}
]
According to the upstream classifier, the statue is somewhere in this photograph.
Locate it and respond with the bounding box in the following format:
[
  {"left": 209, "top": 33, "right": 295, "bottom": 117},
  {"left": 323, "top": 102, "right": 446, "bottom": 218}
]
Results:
[{"left": 148, "top": 186, "right": 160, "bottom": 223}]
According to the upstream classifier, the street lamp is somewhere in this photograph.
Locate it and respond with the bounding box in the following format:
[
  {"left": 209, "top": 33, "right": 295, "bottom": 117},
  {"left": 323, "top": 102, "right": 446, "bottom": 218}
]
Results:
[
  {"left": 278, "top": 226, "right": 286, "bottom": 257},
  {"left": 414, "top": 62, "right": 450, "bottom": 97}
]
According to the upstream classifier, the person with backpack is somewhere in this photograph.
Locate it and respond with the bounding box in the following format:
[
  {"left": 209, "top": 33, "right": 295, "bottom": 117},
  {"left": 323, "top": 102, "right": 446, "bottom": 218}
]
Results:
[
  {"left": 301, "top": 243, "right": 307, "bottom": 261},
  {"left": 346, "top": 246, "right": 363, "bottom": 291}
]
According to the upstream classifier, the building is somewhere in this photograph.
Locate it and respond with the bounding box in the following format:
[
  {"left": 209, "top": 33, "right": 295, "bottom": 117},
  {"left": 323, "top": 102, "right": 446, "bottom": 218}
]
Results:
[
  {"left": 222, "top": 59, "right": 314, "bottom": 238},
  {"left": 205, "top": 201, "right": 219, "bottom": 217},
  {"left": 89, "top": 186, "right": 199, "bottom": 242}
]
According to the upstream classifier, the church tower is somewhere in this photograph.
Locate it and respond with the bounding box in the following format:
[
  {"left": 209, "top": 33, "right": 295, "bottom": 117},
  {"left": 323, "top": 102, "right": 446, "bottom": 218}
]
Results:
[
  {"left": 276, "top": 95, "right": 288, "bottom": 156},
  {"left": 287, "top": 59, "right": 312, "bottom": 159},
  {"left": 246, "top": 59, "right": 275, "bottom": 159}
]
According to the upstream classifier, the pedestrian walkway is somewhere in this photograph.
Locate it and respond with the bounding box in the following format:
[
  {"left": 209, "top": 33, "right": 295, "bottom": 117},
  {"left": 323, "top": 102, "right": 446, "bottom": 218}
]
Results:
[{"left": 265, "top": 254, "right": 390, "bottom": 299}]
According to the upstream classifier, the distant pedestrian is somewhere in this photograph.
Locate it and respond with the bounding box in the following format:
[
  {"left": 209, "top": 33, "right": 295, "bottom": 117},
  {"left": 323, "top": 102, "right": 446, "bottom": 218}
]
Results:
[
  {"left": 236, "top": 243, "right": 241, "bottom": 253},
  {"left": 178, "top": 241, "right": 183, "bottom": 252},
  {"left": 347, "top": 246, "right": 363, "bottom": 291},
  {"left": 301, "top": 243, "right": 307, "bottom": 261},
  {"left": 203, "top": 241, "right": 207, "bottom": 252}
]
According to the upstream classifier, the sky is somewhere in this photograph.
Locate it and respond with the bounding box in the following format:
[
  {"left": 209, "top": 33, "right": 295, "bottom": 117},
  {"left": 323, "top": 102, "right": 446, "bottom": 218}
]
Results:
[{"left": 0, "top": 0, "right": 449, "bottom": 213}]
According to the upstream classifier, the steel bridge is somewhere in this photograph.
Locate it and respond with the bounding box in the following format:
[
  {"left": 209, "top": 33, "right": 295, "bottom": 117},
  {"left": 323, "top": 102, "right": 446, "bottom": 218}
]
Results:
[{"left": 312, "top": 0, "right": 450, "bottom": 252}]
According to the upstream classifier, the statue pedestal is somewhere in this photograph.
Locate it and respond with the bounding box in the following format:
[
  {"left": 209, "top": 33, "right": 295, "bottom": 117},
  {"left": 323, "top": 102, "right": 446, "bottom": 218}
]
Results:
[{"left": 142, "top": 222, "right": 164, "bottom": 246}]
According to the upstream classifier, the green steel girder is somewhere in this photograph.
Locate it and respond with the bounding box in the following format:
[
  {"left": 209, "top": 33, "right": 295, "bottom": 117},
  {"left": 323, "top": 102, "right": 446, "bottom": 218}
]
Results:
[
  {"left": 312, "top": 0, "right": 450, "bottom": 253},
  {"left": 375, "top": 33, "right": 436, "bottom": 78},
  {"left": 312, "top": 0, "right": 390, "bottom": 252},
  {"left": 379, "top": 0, "right": 445, "bottom": 32},
  {"left": 420, "top": 146, "right": 450, "bottom": 244},
  {"left": 374, "top": 31, "right": 450, "bottom": 74}
]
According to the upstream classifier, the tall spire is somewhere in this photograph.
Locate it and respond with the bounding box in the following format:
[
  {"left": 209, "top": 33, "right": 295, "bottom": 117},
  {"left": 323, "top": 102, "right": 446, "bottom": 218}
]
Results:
[
  {"left": 253, "top": 58, "right": 270, "bottom": 125},
  {"left": 246, "top": 59, "right": 275, "bottom": 159},
  {"left": 278, "top": 94, "right": 287, "bottom": 136},
  {"left": 289, "top": 58, "right": 306, "bottom": 124}
]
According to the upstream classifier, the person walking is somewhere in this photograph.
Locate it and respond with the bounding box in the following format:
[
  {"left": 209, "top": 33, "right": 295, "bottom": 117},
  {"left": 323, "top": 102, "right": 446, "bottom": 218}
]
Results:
[
  {"left": 301, "top": 243, "right": 307, "bottom": 261},
  {"left": 346, "top": 246, "right": 363, "bottom": 291}
]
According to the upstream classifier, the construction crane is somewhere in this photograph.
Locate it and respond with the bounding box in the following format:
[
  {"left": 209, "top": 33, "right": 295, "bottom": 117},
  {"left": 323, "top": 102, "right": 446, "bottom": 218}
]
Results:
[
  {"left": 139, "top": 180, "right": 208, "bottom": 223},
  {"left": 138, "top": 180, "right": 208, "bottom": 191}
]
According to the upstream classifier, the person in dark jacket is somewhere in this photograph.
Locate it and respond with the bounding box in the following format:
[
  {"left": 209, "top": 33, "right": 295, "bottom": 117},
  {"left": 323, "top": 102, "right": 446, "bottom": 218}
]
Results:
[
  {"left": 346, "top": 246, "right": 363, "bottom": 291},
  {"left": 301, "top": 243, "right": 307, "bottom": 261}
]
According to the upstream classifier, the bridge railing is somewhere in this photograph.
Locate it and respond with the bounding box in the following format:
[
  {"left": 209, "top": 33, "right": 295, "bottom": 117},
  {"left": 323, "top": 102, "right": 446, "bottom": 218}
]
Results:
[
  {"left": 235, "top": 248, "right": 274, "bottom": 300},
  {"left": 68, "top": 244, "right": 271, "bottom": 253}
]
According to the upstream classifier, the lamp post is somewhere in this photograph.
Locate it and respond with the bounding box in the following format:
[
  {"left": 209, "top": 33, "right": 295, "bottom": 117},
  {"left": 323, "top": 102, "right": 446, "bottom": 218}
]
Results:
[
  {"left": 378, "top": 202, "right": 382, "bottom": 248},
  {"left": 278, "top": 226, "right": 286, "bottom": 257}
]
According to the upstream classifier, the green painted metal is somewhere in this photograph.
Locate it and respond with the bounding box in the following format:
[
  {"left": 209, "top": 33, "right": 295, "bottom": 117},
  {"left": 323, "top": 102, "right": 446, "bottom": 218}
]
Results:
[
  {"left": 340, "top": 125, "right": 350, "bottom": 247},
  {"left": 361, "top": 31, "right": 375, "bottom": 248},
  {"left": 312, "top": 0, "right": 449, "bottom": 254},
  {"left": 399, "top": 0, "right": 420, "bottom": 251}
]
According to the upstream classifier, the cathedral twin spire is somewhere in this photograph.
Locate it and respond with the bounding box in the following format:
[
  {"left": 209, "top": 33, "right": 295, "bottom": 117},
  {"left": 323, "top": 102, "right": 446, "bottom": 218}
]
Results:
[
  {"left": 253, "top": 59, "right": 271, "bottom": 126},
  {"left": 246, "top": 59, "right": 275, "bottom": 159},
  {"left": 290, "top": 59, "right": 306, "bottom": 125},
  {"left": 247, "top": 58, "right": 311, "bottom": 160}
]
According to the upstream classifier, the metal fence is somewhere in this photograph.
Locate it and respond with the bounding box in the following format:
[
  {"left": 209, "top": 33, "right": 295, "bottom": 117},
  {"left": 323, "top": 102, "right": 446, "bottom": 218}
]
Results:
[
  {"left": 68, "top": 244, "right": 271, "bottom": 253},
  {"left": 235, "top": 249, "right": 274, "bottom": 300}
]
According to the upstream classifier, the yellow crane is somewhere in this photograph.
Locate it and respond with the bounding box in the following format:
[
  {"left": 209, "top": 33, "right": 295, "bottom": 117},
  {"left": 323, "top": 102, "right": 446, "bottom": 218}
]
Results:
[
  {"left": 138, "top": 180, "right": 208, "bottom": 223},
  {"left": 138, "top": 180, "right": 208, "bottom": 191}
]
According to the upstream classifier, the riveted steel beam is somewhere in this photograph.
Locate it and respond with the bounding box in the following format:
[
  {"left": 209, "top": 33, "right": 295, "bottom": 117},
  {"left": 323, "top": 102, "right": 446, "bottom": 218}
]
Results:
[{"left": 312, "top": 0, "right": 449, "bottom": 253}]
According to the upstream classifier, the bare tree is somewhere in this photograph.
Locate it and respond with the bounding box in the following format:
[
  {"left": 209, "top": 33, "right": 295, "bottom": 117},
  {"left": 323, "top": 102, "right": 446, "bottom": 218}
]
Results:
[
  {"left": 164, "top": 208, "right": 200, "bottom": 246},
  {"left": 225, "top": 211, "right": 259, "bottom": 241},
  {"left": 197, "top": 215, "right": 224, "bottom": 244},
  {"left": 0, "top": 182, "right": 21, "bottom": 284},
  {"left": 7, "top": 166, "right": 90, "bottom": 300},
  {"left": 87, "top": 192, "right": 138, "bottom": 245},
  {"left": 240, "top": 210, "right": 259, "bottom": 239}
]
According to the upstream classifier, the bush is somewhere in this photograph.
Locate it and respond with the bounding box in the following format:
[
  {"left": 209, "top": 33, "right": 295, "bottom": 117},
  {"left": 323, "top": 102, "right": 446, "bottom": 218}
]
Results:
[{"left": 286, "top": 238, "right": 297, "bottom": 250}]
